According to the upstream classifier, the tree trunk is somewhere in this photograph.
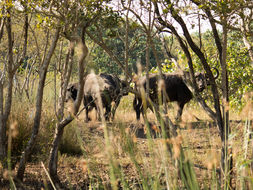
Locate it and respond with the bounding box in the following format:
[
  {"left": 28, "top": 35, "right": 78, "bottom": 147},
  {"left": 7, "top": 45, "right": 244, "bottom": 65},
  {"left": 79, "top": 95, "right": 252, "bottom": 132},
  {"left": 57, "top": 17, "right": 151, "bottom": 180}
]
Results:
[
  {"left": 0, "top": 17, "right": 4, "bottom": 42},
  {"left": 124, "top": 3, "right": 130, "bottom": 79},
  {"left": 48, "top": 35, "right": 88, "bottom": 185},
  {"left": 56, "top": 41, "right": 75, "bottom": 121},
  {"left": 153, "top": 2, "right": 218, "bottom": 121},
  {"left": 240, "top": 13, "right": 253, "bottom": 65},
  {"left": 220, "top": 20, "right": 233, "bottom": 188},
  {"left": 145, "top": 35, "right": 150, "bottom": 97},
  {"left": 154, "top": 2, "right": 234, "bottom": 186},
  {"left": 48, "top": 117, "right": 73, "bottom": 183},
  {"left": 0, "top": 12, "right": 15, "bottom": 167},
  {"left": 0, "top": 82, "right": 5, "bottom": 165},
  {"left": 17, "top": 28, "right": 60, "bottom": 181}
]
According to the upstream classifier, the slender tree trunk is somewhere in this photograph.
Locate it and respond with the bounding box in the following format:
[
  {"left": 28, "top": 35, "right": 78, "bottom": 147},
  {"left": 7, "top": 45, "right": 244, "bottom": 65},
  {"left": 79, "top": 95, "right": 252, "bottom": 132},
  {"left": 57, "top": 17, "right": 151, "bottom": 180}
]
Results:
[
  {"left": 56, "top": 41, "right": 74, "bottom": 121},
  {"left": 220, "top": 20, "right": 233, "bottom": 188},
  {"left": 202, "top": 4, "right": 233, "bottom": 185},
  {"left": 49, "top": 35, "right": 88, "bottom": 185},
  {"left": 153, "top": 2, "right": 218, "bottom": 122},
  {"left": 17, "top": 28, "right": 60, "bottom": 181},
  {"left": 49, "top": 42, "right": 75, "bottom": 183},
  {"left": 14, "top": 11, "right": 29, "bottom": 97},
  {"left": 0, "top": 17, "right": 4, "bottom": 43},
  {"left": 48, "top": 117, "right": 73, "bottom": 184},
  {"left": 145, "top": 35, "right": 150, "bottom": 97},
  {"left": 0, "top": 11, "right": 15, "bottom": 167},
  {"left": 154, "top": 3, "right": 232, "bottom": 186},
  {"left": 0, "top": 82, "right": 5, "bottom": 164},
  {"left": 124, "top": 1, "right": 130, "bottom": 80}
]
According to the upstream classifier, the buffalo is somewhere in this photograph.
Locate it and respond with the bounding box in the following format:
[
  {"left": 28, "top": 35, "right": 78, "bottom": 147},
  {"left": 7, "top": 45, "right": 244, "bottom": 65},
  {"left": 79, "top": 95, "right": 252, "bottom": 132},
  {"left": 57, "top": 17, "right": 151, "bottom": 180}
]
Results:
[
  {"left": 66, "top": 73, "right": 129, "bottom": 122},
  {"left": 133, "top": 70, "right": 219, "bottom": 121}
]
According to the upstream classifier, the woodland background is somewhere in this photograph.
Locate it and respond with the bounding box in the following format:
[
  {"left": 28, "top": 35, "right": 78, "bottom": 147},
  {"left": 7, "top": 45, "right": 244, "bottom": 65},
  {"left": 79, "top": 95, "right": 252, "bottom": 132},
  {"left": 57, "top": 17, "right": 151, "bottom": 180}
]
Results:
[{"left": 0, "top": 0, "right": 252, "bottom": 189}]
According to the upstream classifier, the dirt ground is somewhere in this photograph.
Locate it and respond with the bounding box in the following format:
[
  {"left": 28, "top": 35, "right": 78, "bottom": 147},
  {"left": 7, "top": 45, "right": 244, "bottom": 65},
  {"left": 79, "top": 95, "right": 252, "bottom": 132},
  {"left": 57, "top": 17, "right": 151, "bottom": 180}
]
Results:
[{"left": 0, "top": 105, "right": 248, "bottom": 189}]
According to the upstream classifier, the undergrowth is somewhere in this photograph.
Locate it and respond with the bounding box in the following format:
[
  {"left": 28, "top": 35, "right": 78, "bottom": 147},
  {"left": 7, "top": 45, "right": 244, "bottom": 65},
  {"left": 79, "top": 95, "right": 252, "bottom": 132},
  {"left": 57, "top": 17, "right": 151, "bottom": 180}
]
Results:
[{"left": 2, "top": 80, "right": 253, "bottom": 189}]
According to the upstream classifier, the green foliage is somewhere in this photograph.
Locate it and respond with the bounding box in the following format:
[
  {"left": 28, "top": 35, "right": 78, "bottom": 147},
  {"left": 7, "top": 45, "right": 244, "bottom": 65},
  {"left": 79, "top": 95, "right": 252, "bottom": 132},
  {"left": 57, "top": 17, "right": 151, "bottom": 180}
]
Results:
[
  {"left": 150, "top": 60, "right": 177, "bottom": 74},
  {"left": 181, "top": 30, "right": 252, "bottom": 110},
  {"left": 90, "top": 41, "right": 123, "bottom": 75},
  {"left": 88, "top": 19, "right": 165, "bottom": 75},
  {"left": 150, "top": 29, "right": 251, "bottom": 111},
  {"left": 227, "top": 33, "right": 252, "bottom": 110}
]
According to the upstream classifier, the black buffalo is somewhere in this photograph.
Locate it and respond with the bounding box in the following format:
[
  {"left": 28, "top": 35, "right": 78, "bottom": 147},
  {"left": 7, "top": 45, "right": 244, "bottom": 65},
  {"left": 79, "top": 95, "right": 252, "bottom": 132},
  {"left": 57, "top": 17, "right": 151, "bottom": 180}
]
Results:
[
  {"left": 133, "top": 70, "right": 219, "bottom": 121},
  {"left": 66, "top": 73, "right": 129, "bottom": 122}
]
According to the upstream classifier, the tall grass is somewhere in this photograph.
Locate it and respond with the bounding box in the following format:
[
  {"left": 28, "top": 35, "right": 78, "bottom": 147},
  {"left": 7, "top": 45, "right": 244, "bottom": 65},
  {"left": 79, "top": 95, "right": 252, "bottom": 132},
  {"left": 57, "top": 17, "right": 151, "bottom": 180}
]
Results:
[{"left": 3, "top": 74, "right": 253, "bottom": 189}]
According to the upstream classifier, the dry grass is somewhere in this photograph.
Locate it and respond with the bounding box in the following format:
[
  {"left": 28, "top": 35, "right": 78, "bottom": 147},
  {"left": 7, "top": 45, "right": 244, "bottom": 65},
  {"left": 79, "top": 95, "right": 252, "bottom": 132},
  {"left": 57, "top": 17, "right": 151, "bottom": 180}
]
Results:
[{"left": 1, "top": 81, "right": 252, "bottom": 189}]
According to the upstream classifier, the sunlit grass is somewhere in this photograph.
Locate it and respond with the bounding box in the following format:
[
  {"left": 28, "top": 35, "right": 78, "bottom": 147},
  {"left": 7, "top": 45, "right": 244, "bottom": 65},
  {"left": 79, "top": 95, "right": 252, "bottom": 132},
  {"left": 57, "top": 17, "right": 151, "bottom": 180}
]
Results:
[{"left": 2, "top": 74, "right": 252, "bottom": 189}]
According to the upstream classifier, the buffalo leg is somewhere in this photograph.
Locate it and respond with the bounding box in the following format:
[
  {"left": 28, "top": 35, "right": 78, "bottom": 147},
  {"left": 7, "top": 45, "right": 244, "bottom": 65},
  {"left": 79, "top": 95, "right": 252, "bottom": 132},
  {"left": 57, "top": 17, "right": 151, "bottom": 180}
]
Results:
[
  {"left": 84, "top": 97, "right": 93, "bottom": 122},
  {"left": 105, "top": 104, "right": 111, "bottom": 121},
  {"left": 133, "top": 97, "right": 143, "bottom": 120},
  {"left": 94, "top": 99, "right": 102, "bottom": 121},
  {"left": 96, "top": 108, "right": 101, "bottom": 121},
  {"left": 111, "top": 98, "right": 121, "bottom": 121},
  {"left": 176, "top": 102, "right": 185, "bottom": 121},
  {"left": 85, "top": 107, "right": 89, "bottom": 122},
  {"left": 84, "top": 98, "right": 90, "bottom": 122}
]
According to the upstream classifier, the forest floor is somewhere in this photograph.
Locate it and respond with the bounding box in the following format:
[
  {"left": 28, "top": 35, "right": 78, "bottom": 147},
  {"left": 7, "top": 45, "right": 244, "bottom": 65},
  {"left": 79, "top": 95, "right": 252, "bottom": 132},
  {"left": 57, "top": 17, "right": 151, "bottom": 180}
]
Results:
[{"left": 0, "top": 104, "right": 248, "bottom": 189}]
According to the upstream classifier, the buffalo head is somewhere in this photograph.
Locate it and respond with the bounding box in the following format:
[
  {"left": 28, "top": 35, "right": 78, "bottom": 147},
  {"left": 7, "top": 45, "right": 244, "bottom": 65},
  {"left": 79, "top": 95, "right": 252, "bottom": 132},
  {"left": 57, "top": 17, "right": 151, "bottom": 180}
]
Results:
[
  {"left": 120, "top": 80, "right": 131, "bottom": 96},
  {"left": 65, "top": 83, "right": 78, "bottom": 102},
  {"left": 193, "top": 67, "right": 219, "bottom": 92}
]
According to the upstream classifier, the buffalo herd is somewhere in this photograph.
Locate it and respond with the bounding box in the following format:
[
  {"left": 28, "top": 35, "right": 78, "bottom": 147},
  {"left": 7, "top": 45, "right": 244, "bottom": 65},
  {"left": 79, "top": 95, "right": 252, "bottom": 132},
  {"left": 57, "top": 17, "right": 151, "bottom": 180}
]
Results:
[{"left": 66, "top": 70, "right": 219, "bottom": 122}]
